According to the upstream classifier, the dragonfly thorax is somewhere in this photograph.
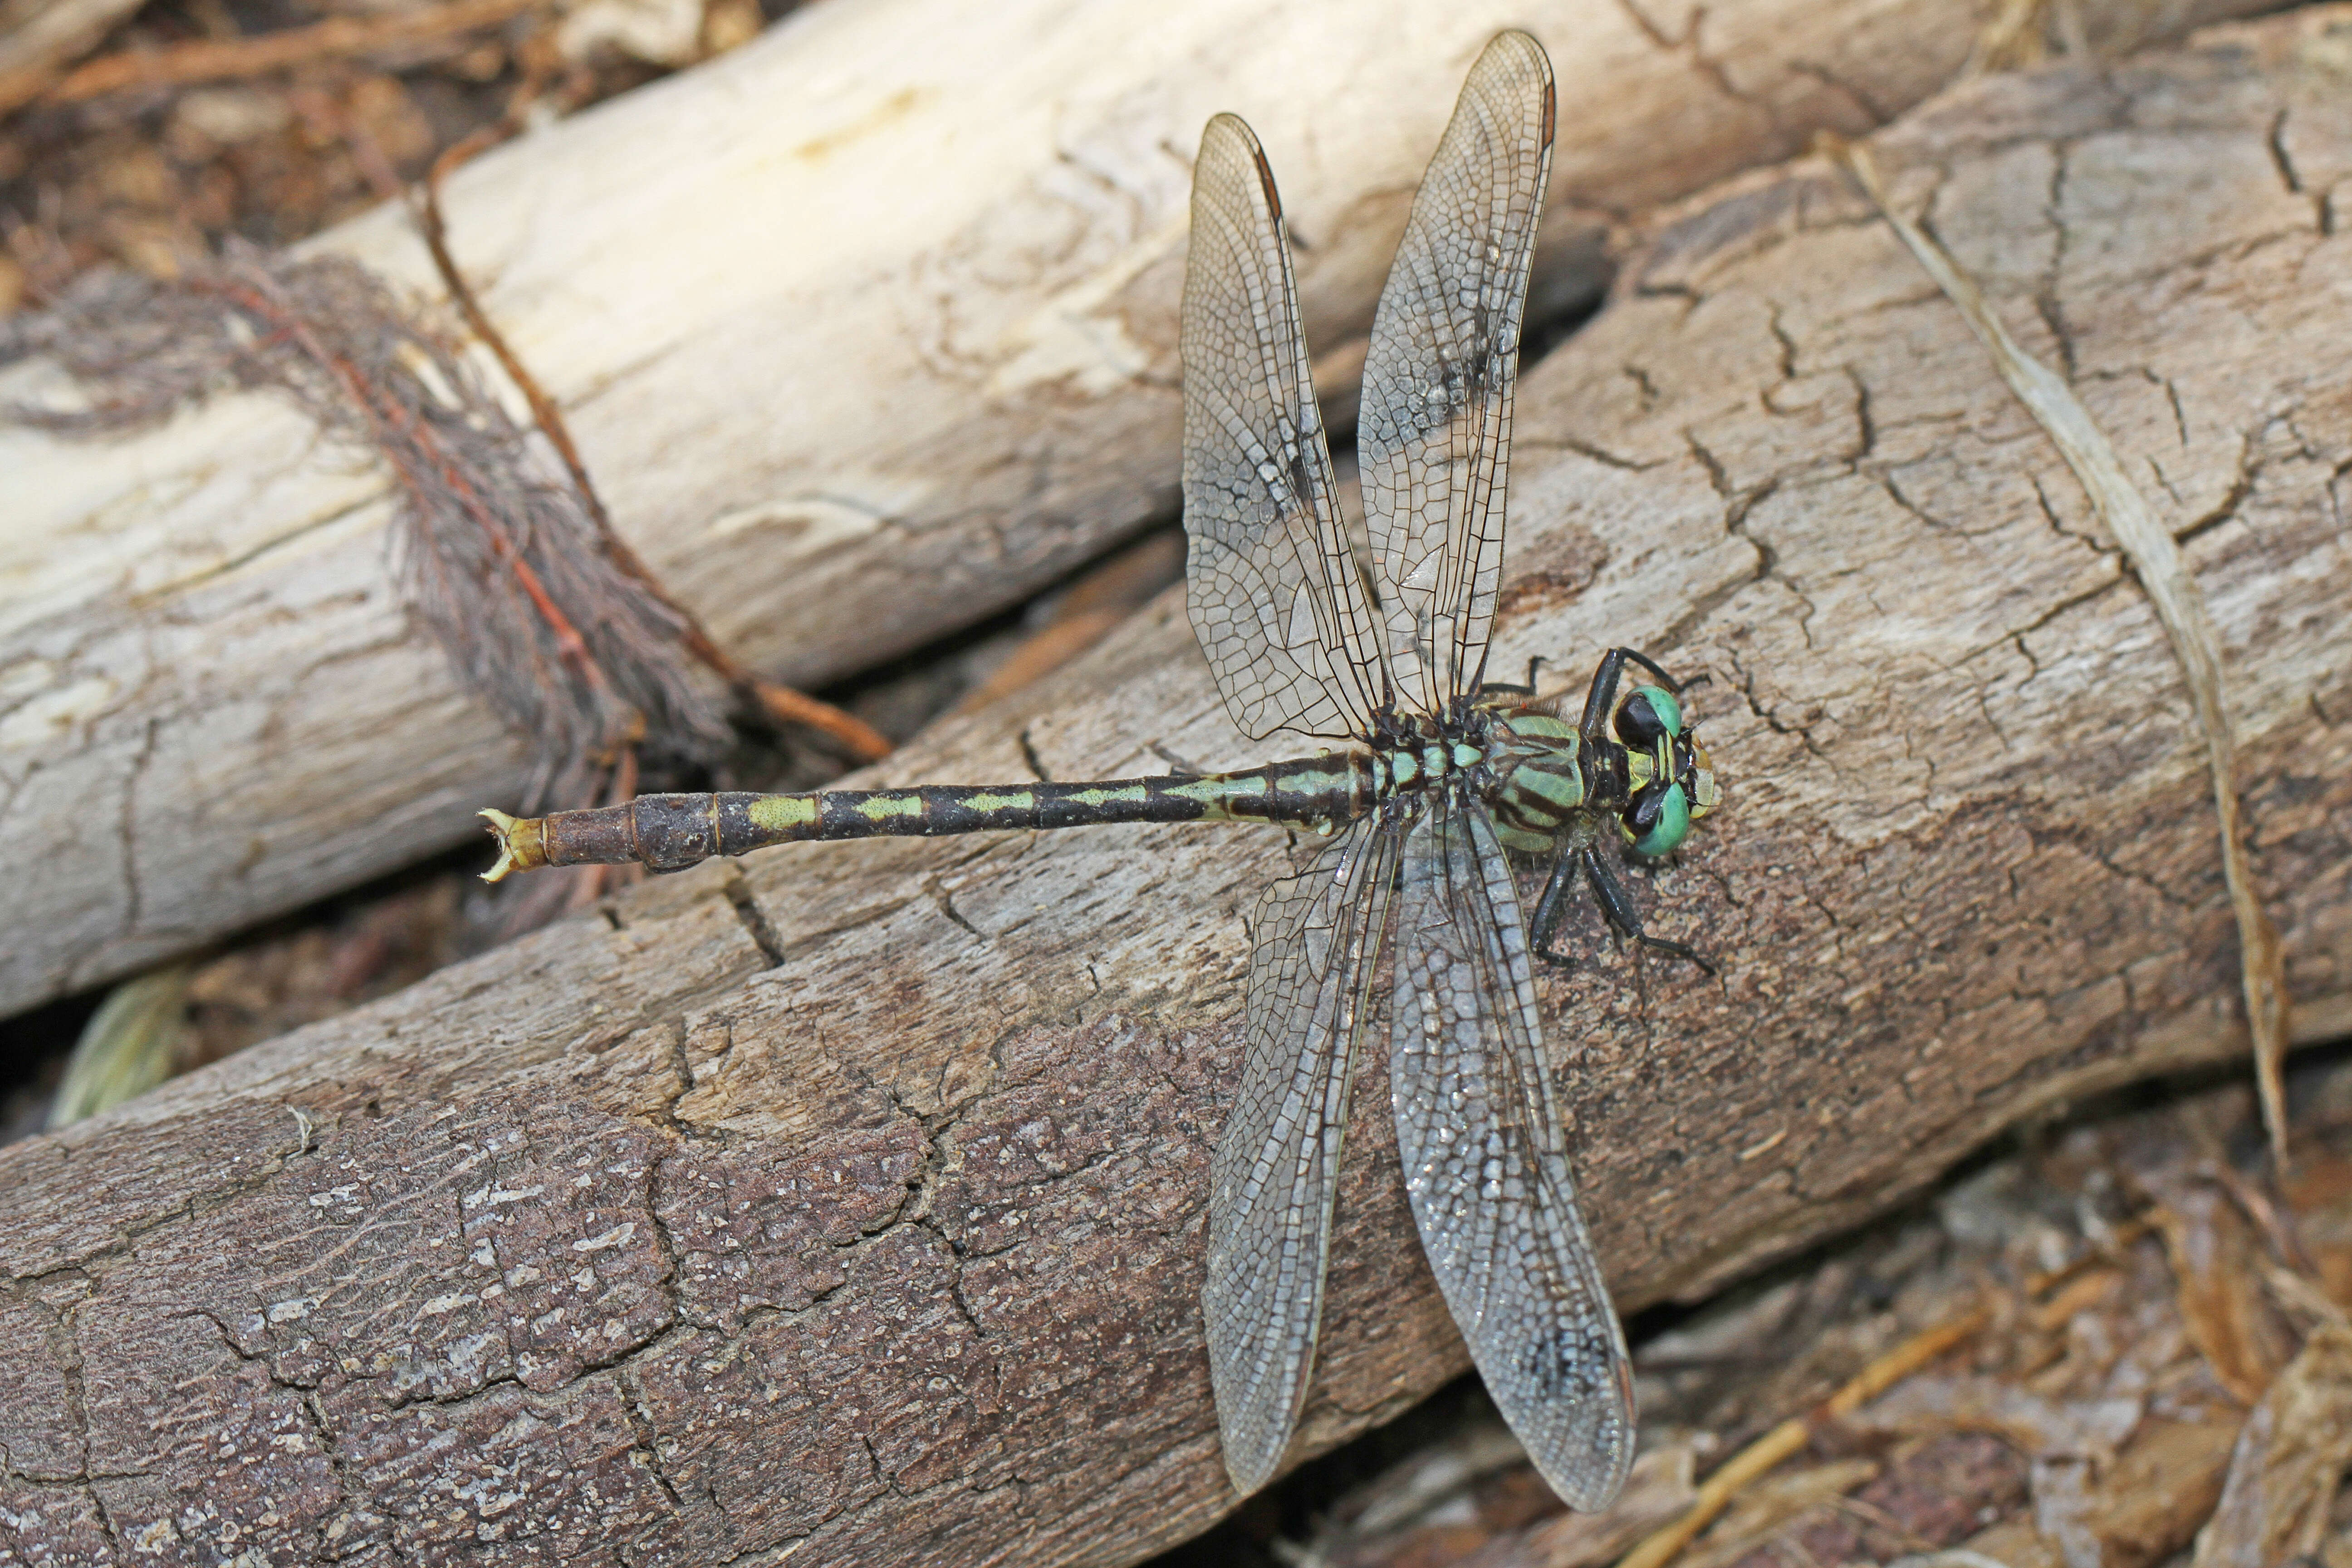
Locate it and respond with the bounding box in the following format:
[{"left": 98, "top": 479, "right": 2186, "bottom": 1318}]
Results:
[
  {"left": 1360, "top": 705, "right": 1611, "bottom": 855},
  {"left": 1482, "top": 707, "right": 1595, "bottom": 853}
]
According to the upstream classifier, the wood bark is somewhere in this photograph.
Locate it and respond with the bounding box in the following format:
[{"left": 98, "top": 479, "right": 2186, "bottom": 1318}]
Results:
[
  {"left": 7, "top": 10, "right": 2352, "bottom": 1564},
  {"left": 0, "top": 0, "right": 2279, "bottom": 1020}
]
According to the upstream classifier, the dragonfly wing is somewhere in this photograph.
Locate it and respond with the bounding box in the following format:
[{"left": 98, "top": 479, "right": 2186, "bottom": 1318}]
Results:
[
  {"left": 1183, "top": 112, "right": 1393, "bottom": 742},
  {"left": 1390, "top": 797, "right": 1635, "bottom": 1510},
  {"left": 1206, "top": 813, "right": 1405, "bottom": 1493},
  {"left": 1360, "top": 31, "right": 1556, "bottom": 714}
]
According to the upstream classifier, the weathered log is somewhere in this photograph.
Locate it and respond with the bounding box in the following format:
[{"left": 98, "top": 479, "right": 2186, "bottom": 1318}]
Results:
[
  {"left": 0, "top": 0, "right": 2281, "bottom": 1020},
  {"left": 6, "top": 10, "right": 2352, "bottom": 1563}
]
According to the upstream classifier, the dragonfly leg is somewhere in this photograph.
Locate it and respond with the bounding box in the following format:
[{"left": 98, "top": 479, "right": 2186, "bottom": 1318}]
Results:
[
  {"left": 1581, "top": 847, "right": 1715, "bottom": 974},
  {"left": 1528, "top": 852, "right": 1582, "bottom": 970},
  {"left": 1480, "top": 655, "right": 1549, "bottom": 701},
  {"left": 1618, "top": 648, "right": 1689, "bottom": 690},
  {"left": 1576, "top": 649, "right": 1631, "bottom": 736},
  {"left": 1150, "top": 741, "right": 1209, "bottom": 778}
]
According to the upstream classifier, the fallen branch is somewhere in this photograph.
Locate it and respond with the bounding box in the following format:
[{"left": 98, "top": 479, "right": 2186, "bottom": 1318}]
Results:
[{"left": 1613, "top": 1307, "right": 1993, "bottom": 1568}]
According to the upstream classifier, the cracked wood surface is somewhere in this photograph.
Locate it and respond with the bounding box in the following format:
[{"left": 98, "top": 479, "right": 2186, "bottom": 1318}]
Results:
[
  {"left": 0, "top": 0, "right": 2280, "bottom": 1022},
  {"left": 7, "top": 10, "right": 2352, "bottom": 1563}
]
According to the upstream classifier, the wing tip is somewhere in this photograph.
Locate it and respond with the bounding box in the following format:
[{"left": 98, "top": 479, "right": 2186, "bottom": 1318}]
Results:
[
  {"left": 1206, "top": 1353, "right": 1293, "bottom": 1499},
  {"left": 1485, "top": 29, "right": 1557, "bottom": 151},
  {"left": 1220, "top": 1438, "right": 1282, "bottom": 1499},
  {"left": 1196, "top": 111, "right": 1282, "bottom": 221},
  {"left": 1513, "top": 1357, "right": 1639, "bottom": 1512}
]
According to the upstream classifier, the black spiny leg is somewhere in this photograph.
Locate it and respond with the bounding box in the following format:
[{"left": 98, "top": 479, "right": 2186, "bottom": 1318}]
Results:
[
  {"left": 1480, "top": 655, "right": 1549, "bottom": 701},
  {"left": 1528, "top": 852, "right": 1581, "bottom": 970},
  {"left": 1579, "top": 848, "right": 1715, "bottom": 974},
  {"left": 1530, "top": 848, "right": 1715, "bottom": 973}
]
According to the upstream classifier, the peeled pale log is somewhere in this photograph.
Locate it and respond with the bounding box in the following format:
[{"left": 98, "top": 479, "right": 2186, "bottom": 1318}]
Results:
[
  {"left": 0, "top": 0, "right": 2280, "bottom": 1021},
  {"left": 5, "top": 10, "right": 2350, "bottom": 1564}
]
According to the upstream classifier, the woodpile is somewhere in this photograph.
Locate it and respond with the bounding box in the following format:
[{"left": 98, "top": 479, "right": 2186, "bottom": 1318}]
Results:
[{"left": 3, "top": 5, "right": 2347, "bottom": 1562}]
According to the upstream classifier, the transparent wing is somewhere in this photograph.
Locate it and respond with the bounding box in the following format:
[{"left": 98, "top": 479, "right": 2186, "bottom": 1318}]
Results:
[
  {"left": 1182, "top": 112, "right": 1392, "bottom": 742},
  {"left": 1390, "top": 796, "right": 1635, "bottom": 1510},
  {"left": 1360, "top": 30, "right": 1556, "bottom": 714},
  {"left": 1206, "top": 813, "right": 1405, "bottom": 1493}
]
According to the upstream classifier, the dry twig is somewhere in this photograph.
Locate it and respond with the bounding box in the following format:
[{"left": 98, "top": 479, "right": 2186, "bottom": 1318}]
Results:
[
  {"left": 1613, "top": 1306, "right": 1994, "bottom": 1568},
  {"left": 2189, "top": 1323, "right": 2352, "bottom": 1566},
  {"left": 20, "top": 0, "right": 540, "bottom": 110},
  {"left": 945, "top": 529, "right": 1185, "bottom": 718},
  {"left": 414, "top": 152, "right": 893, "bottom": 762}
]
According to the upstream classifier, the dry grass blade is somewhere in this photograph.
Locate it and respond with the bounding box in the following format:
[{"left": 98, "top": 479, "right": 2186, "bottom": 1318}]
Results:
[
  {"left": 1961, "top": 0, "right": 2057, "bottom": 77},
  {"left": 2189, "top": 1322, "right": 2352, "bottom": 1566},
  {"left": 0, "top": 0, "right": 147, "bottom": 115},
  {"left": 415, "top": 156, "right": 892, "bottom": 763},
  {"left": 3, "top": 248, "right": 730, "bottom": 810},
  {"left": 1612, "top": 1305, "right": 1992, "bottom": 1568},
  {"left": 1828, "top": 136, "right": 2293, "bottom": 1171},
  {"left": 48, "top": 964, "right": 190, "bottom": 1128}
]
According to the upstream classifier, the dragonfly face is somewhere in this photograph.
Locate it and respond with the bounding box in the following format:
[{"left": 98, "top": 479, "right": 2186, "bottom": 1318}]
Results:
[{"left": 1614, "top": 685, "right": 1720, "bottom": 859}]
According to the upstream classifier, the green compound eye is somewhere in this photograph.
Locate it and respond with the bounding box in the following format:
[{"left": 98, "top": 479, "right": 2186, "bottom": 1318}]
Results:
[
  {"left": 1627, "top": 780, "right": 1691, "bottom": 858},
  {"left": 1636, "top": 684, "right": 1682, "bottom": 737},
  {"left": 1614, "top": 684, "right": 1684, "bottom": 745}
]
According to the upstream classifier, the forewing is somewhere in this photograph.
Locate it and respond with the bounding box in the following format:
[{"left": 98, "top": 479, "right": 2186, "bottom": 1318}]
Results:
[
  {"left": 1183, "top": 113, "right": 1392, "bottom": 742},
  {"left": 1359, "top": 31, "right": 1556, "bottom": 713},
  {"left": 1390, "top": 798, "right": 1635, "bottom": 1509},
  {"left": 1206, "top": 813, "right": 1404, "bottom": 1494}
]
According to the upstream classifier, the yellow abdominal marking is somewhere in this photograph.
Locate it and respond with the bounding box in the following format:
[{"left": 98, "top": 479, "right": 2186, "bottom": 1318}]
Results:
[
  {"left": 856, "top": 793, "right": 926, "bottom": 820},
  {"left": 748, "top": 796, "right": 820, "bottom": 831},
  {"left": 965, "top": 792, "right": 1039, "bottom": 812},
  {"left": 1166, "top": 777, "right": 1263, "bottom": 803},
  {"left": 1065, "top": 785, "right": 1149, "bottom": 808}
]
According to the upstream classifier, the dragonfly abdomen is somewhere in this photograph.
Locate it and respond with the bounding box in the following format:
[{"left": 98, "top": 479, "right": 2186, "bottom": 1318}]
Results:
[{"left": 480, "top": 754, "right": 1372, "bottom": 879}]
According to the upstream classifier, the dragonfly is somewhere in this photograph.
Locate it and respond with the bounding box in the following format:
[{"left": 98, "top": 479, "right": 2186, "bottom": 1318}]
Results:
[{"left": 479, "top": 30, "right": 1720, "bottom": 1510}]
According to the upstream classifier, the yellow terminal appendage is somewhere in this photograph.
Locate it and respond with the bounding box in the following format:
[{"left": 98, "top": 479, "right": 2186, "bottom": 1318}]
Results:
[{"left": 477, "top": 809, "right": 547, "bottom": 883}]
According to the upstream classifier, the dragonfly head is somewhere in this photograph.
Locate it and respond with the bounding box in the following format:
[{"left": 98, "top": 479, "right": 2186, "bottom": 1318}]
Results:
[{"left": 1616, "top": 685, "right": 1719, "bottom": 858}]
